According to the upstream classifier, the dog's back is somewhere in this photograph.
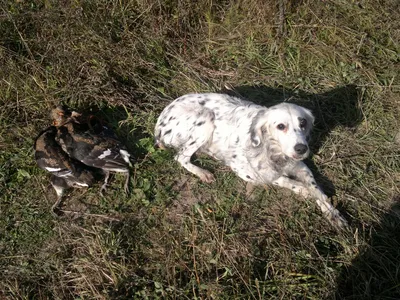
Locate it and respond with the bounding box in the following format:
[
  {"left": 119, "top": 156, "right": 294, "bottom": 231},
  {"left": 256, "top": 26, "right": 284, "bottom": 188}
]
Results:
[
  {"left": 155, "top": 93, "right": 260, "bottom": 147},
  {"left": 154, "top": 93, "right": 348, "bottom": 228}
]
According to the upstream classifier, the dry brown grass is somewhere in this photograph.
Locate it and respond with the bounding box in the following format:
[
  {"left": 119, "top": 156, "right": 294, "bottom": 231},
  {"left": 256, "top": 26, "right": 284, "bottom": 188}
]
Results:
[{"left": 0, "top": 0, "right": 399, "bottom": 299}]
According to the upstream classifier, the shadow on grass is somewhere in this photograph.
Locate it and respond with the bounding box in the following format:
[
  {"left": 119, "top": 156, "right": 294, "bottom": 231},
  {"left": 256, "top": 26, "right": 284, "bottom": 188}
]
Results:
[
  {"left": 335, "top": 195, "right": 400, "bottom": 299},
  {"left": 220, "top": 84, "right": 361, "bottom": 198},
  {"left": 63, "top": 104, "right": 149, "bottom": 161}
]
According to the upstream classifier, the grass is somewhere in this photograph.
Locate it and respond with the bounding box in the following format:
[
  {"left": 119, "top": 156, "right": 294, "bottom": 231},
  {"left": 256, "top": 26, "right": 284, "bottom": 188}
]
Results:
[{"left": 0, "top": 0, "right": 399, "bottom": 298}]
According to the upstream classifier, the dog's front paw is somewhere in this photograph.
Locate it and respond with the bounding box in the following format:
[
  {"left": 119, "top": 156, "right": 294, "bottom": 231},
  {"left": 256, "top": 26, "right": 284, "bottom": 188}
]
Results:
[
  {"left": 326, "top": 208, "right": 349, "bottom": 229},
  {"left": 316, "top": 193, "right": 348, "bottom": 229},
  {"left": 199, "top": 170, "right": 215, "bottom": 183}
]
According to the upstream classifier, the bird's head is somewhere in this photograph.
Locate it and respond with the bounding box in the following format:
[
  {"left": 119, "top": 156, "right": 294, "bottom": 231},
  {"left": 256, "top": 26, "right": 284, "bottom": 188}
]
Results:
[{"left": 50, "top": 106, "right": 71, "bottom": 126}]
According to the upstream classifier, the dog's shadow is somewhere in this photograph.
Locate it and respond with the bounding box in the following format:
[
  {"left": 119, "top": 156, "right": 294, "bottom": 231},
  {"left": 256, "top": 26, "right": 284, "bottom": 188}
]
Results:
[
  {"left": 335, "top": 195, "right": 400, "bottom": 299},
  {"left": 220, "top": 84, "right": 361, "bottom": 198}
]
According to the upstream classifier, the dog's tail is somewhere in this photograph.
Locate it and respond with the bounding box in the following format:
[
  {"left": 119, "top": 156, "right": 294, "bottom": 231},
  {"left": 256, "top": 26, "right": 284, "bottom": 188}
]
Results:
[{"left": 154, "top": 139, "right": 166, "bottom": 150}]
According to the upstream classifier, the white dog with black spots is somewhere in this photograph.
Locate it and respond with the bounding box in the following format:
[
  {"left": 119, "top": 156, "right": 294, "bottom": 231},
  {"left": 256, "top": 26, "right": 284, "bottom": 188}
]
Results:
[{"left": 155, "top": 93, "right": 347, "bottom": 228}]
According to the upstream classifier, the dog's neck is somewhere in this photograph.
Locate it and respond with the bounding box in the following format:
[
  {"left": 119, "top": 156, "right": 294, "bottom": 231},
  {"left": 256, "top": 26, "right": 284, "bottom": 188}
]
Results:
[
  {"left": 248, "top": 137, "right": 295, "bottom": 174},
  {"left": 267, "top": 140, "right": 295, "bottom": 172}
]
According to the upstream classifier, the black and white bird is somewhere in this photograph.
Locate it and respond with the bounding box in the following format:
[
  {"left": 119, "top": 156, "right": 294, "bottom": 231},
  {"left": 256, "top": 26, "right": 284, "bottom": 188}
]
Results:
[
  {"left": 51, "top": 106, "right": 132, "bottom": 195},
  {"left": 34, "top": 125, "right": 97, "bottom": 215}
]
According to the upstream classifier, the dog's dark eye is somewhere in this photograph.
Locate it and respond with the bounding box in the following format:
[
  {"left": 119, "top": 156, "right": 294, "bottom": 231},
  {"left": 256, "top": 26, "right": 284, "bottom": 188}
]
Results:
[
  {"left": 299, "top": 118, "right": 307, "bottom": 129},
  {"left": 277, "top": 124, "right": 286, "bottom": 130}
]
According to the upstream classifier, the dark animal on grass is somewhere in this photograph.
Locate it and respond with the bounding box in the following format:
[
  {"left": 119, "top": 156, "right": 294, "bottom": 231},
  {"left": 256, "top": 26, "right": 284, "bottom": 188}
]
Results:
[
  {"left": 155, "top": 93, "right": 347, "bottom": 228},
  {"left": 51, "top": 106, "right": 131, "bottom": 196},
  {"left": 34, "top": 125, "right": 97, "bottom": 215}
]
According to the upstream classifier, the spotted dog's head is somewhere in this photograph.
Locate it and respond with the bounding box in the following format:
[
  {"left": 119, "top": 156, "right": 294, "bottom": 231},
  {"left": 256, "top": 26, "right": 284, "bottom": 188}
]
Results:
[{"left": 250, "top": 103, "right": 315, "bottom": 161}]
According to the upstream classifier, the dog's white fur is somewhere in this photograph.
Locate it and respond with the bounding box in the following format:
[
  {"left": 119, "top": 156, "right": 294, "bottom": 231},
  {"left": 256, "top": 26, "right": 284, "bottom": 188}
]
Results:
[{"left": 155, "top": 93, "right": 347, "bottom": 227}]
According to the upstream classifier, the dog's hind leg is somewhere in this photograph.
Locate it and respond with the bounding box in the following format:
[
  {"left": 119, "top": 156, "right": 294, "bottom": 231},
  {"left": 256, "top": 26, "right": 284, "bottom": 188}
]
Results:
[
  {"left": 176, "top": 149, "right": 215, "bottom": 183},
  {"left": 175, "top": 112, "right": 216, "bottom": 183}
]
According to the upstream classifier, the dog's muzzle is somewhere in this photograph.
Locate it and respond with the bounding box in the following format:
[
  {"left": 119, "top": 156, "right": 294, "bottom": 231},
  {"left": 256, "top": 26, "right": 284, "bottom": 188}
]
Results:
[{"left": 292, "top": 143, "right": 309, "bottom": 160}]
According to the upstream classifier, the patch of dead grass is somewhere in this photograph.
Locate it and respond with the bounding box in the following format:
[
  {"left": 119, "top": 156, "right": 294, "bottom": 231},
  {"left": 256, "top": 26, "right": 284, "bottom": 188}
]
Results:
[{"left": 1, "top": 0, "right": 399, "bottom": 298}]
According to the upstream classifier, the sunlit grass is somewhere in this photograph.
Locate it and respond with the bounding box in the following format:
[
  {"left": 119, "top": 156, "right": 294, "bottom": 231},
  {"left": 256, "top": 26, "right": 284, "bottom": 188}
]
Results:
[{"left": 1, "top": 0, "right": 399, "bottom": 298}]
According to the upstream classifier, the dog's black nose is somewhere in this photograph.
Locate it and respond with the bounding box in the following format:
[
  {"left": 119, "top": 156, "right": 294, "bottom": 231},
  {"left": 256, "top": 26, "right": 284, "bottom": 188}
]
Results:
[{"left": 294, "top": 144, "right": 308, "bottom": 155}]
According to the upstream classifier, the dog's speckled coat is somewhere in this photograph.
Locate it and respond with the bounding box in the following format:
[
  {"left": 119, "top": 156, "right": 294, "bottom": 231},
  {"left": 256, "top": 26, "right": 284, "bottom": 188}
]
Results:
[{"left": 155, "top": 93, "right": 347, "bottom": 227}]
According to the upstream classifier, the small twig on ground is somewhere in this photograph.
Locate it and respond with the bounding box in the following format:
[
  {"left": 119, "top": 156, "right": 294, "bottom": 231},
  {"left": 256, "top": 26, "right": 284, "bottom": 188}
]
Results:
[
  {"left": 57, "top": 209, "right": 121, "bottom": 222},
  {"left": 278, "top": 0, "right": 287, "bottom": 37}
]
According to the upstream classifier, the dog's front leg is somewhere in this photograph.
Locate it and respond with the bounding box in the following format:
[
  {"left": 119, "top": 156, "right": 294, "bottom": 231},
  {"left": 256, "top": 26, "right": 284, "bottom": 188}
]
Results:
[
  {"left": 287, "top": 162, "right": 348, "bottom": 228},
  {"left": 272, "top": 176, "right": 311, "bottom": 197}
]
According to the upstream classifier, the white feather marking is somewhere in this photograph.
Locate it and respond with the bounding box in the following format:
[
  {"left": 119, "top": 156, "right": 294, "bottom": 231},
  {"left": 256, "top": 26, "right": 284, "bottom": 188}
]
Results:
[
  {"left": 120, "top": 149, "right": 130, "bottom": 163},
  {"left": 98, "top": 149, "right": 112, "bottom": 159},
  {"left": 102, "top": 167, "right": 128, "bottom": 173},
  {"left": 51, "top": 184, "right": 64, "bottom": 197},
  {"left": 58, "top": 171, "right": 72, "bottom": 177},
  {"left": 45, "top": 167, "right": 62, "bottom": 172},
  {"left": 74, "top": 182, "right": 89, "bottom": 187}
]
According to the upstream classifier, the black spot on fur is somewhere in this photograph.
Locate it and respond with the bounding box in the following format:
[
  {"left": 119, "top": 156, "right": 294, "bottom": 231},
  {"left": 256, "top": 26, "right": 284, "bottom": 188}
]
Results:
[
  {"left": 232, "top": 155, "right": 237, "bottom": 158},
  {"left": 235, "top": 137, "right": 240, "bottom": 144},
  {"left": 246, "top": 175, "right": 252, "bottom": 179},
  {"left": 169, "top": 116, "right": 176, "bottom": 121},
  {"left": 199, "top": 100, "right": 206, "bottom": 105},
  {"left": 311, "top": 181, "right": 316, "bottom": 186},
  {"left": 293, "top": 129, "right": 297, "bottom": 132},
  {"left": 196, "top": 121, "right": 205, "bottom": 126},
  {"left": 164, "top": 129, "right": 172, "bottom": 135},
  {"left": 159, "top": 122, "right": 166, "bottom": 127},
  {"left": 189, "top": 141, "right": 196, "bottom": 146},
  {"left": 292, "top": 186, "right": 296, "bottom": 189}
]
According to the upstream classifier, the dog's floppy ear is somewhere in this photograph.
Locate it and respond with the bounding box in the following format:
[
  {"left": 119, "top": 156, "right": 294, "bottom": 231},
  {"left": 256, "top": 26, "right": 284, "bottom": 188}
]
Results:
[
  {"left": 305, "top": 109, "right": 315, "bottom": 126},
  {"left": 250, "top": 109, "right": 269, "bottom": 147},
  {"left": 302, "top": 107, "right": 315, "bottom": 128}
]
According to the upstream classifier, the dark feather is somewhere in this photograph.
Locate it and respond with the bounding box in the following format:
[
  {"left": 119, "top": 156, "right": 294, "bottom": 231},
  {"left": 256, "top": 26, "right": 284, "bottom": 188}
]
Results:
[
  {"left": 34, "top": 126, "right": 97, "bottom": 190},
  {"left": 56, "top": 121, "right": 130, "bottom": 173}
]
